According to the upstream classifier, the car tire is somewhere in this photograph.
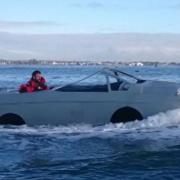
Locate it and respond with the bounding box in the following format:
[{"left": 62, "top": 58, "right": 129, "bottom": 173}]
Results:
[
  {"left": 111, "top": 107, "right": 143, "bottom": 123},
  {"left": 0, "top": 113, "right": 25, "bottom": 125}
]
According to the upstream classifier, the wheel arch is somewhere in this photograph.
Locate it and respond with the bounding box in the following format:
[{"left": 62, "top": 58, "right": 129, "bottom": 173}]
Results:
[
  {"left": 110, "top": 106, "right": 143, "bottom": 123},
  {"left": 0, "top": 113, "right": 25, "bottom": 125}
]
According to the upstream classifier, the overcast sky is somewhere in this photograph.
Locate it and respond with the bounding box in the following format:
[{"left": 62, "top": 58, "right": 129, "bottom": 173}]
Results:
[{"left": 0, "top": 0, "right": 180, "bottom": 62}]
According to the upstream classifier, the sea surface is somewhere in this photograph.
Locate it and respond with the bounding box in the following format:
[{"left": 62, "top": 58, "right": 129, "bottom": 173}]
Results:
[{"left": 1, "top": 64, "right": 180, "bottom": 179}]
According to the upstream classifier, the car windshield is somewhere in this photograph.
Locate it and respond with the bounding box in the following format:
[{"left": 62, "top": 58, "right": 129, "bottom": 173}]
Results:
[
  {"left": 55, "top": 69, "right": 108, "bottom": 92},
  {"left": 55, "top": 68, "right": 145, "bottom": 92}
]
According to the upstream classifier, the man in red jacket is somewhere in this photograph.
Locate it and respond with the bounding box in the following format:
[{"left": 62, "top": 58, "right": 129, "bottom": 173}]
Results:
[{"left": 19, "top": 70, "right": 48, "bottom": 93}]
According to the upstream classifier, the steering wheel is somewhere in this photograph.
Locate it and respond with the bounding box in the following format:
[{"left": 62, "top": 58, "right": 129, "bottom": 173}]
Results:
[{"left": 118, "top": 81, "right": 130, "bottom": 91}]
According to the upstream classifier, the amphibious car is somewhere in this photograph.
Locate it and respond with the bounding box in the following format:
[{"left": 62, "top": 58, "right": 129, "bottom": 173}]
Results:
[{"left": 0, "top": 68, "right": 180, "bottom": 126}]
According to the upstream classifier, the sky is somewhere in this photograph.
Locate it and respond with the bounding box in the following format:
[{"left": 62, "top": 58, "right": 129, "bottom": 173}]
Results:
[{"left": 0, "top": 0, "right": 180, "bottom": 61}]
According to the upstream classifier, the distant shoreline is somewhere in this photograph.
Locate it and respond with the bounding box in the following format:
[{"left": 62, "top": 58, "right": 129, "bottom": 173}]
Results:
[{"left": 0, "top": 59, "right": 179, "bottom": 66}]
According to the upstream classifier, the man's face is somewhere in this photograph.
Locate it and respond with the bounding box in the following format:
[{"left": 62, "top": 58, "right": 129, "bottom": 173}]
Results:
[{"left": 34, "top": 73, "right": 42, "bottom": 81}]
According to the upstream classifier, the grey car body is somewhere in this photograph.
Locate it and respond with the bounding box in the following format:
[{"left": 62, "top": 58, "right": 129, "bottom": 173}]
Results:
[{"left": 0, "top": 68, "right": 180, "bottom": 126}]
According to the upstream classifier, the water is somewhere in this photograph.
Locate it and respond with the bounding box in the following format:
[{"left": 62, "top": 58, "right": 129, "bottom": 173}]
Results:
[{"left": 1, "top": 64, "right": 180, "bottom": 179}]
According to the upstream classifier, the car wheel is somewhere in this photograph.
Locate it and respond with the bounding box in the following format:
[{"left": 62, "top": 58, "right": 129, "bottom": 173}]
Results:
[
  {"left": 111, "top": 107, "right": 143, "bottom": 123},
  {"left": 0, "top": 113, "right": 25, "bottom": 125}
]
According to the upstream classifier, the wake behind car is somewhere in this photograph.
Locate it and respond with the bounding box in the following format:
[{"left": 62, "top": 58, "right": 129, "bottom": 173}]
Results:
[{"left": 0, "top": 68, "right": 180, "bottom": 126}]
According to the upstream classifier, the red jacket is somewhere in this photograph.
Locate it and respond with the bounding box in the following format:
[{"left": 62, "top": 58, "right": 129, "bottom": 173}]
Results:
[{"left": 19, "top": 77, "right": 48, "bottom": 93}]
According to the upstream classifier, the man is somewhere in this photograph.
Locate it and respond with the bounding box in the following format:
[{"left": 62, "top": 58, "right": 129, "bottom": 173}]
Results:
[{"left": 19, "top": 70, "right": 48, "bottom": 93}]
